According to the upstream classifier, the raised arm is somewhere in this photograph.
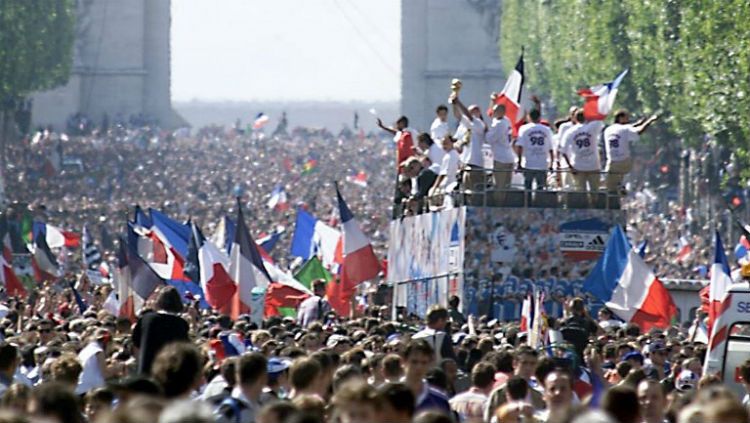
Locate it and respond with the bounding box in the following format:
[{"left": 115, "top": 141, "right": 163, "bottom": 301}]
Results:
[
  {"left": 449, "top": 94, "right": 472, "bottom": 121},
  {"left": 376, "top": 118, "right": 397, "bottom": 136},
  {"left": 633, "top": 114, "right": 659, "bottom": 134}
]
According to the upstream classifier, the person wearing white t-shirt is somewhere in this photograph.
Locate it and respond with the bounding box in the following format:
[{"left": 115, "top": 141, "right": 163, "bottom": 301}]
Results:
[
  {"left": 560, "top": 110, "right": 604, "bottom": 193},
  {"left": 430, "top": 105, "right": 450, "bottom": 142},
  {"left": 76, "top": 329, "right": 111, "bottom": 395},
  {"left": 417, "top": 133, "right": 445, "bottom": 174},
  {"left": 516, "top": 109, "right": 554, "bottom": 191},
  {"left": 486, "top": 102, "right": 514, "bottom": 196},
  {"left": 604, "top": 109, "right": 659, "bottom": 193},
  {"left": 554, "top": 107, "right": 579, "bottom": 189},
  {"left": 429, "top": 136, "right": 460, "bottom": 208},
  {"left": 450, "top": 93, "right": 487, "bottom": 192}
]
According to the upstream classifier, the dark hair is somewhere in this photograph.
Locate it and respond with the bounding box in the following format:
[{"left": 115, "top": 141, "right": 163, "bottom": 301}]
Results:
[
  {"left": 426, "top": 306, "right": 449, "bottom": 325},
  {"left": 506, "top": 375, "right": 528, "bottom": 401},
  {"left": 486, "top": 350, "right": 514, "bottom": 373},
  {"left": 448, "top": 295, "right": 460, "bottom": 308},
  {"left": 156, "top": 286, "right": 184, "bottom": 313},
  {"left": 602, "top": 385, "right": 640, "bottom": 423},
  {"left": 258, "top": 401, "right": 299, "bottom": 423},
  {"left": 614, "top": 109, "right": 629, "bottom": 123},
  {"left": 0, "top": 342, "right": 18, "bottom": 371},
  {"left": 151, "top": 342, "right": 203, "bottom": 398},
  {"left": 436, "top": 105, "right": 448, "bottom": 114},
  {"left": 333, "top": 364, "right": 363, "bottom": 392},
  {"left": 417, "top": 133, "right": 434, "bottom": 147},
  {"left": 575, "top": 110, "right": 586, "bottom": 123},
  {"left": 237, "top": 352, "right": 267, "bottom": 387},
  {"left": 376, "top": 383, "right": 415, "bottom": 418},
  {"left": 221, "top": 357, "right": 238, "bottom": 387},
  {"left": 740, "top": 358, "right": 750, "bottom": 384},
  {"left": 529, "top": 109, "right": 541, "bottom": 121},
  {"left": 471, "top": 362, "right": 495, "bottom": 390},
  {"left": 382, "top": 353, "right": 403, "bottom": 379},
  {"left": 425, "top": 367, "right": 448, "bottom": 392},
  {"left": 412, "top": 411, "right": 455, "bottom": 423},
  {"left": 30, "top": 382, "right": 83, "bottom": 423},
  {"left": 404, "top": 339, "right": 434, "bottom": 359},
  {"left": 332, "top": 380, "right": 378, "bottom": 407},
  {"left": 396, "top": 116, "right": 409, "bottom": 126},
  {"left": 514, "top": 345, "right": 538, "bottom": 360},
  {"left": 290, "top": 358, "right": 322, "bottom": 391}
]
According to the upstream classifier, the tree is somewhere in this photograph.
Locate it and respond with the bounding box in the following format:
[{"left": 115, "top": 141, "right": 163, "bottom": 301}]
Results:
[
  {"left": 0, "top": 0, "right": 75, "bottom": 159},
  {"left": 498, "top": 0, "right": 750, "bottom": 157}
]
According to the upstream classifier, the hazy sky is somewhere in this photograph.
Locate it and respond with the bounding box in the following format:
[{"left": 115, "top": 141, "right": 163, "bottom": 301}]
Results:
[{"left": 171, "top": 0, "right": 401, "bottom": 102}]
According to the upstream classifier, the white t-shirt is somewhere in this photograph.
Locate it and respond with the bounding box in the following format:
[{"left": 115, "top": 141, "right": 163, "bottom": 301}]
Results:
[
  {"left": 440, "top": 149, "right": 460, "bottom": 187},
  {"left": 561, "top": 121, "right": 604, "bottom": 171},
  {"left": 430, "top": 118, "right": 450, "bottom": 142},
  {"left": 487, "top": 117, "right": 514, "bottom": 164},
  {"left": 462, "top": 115, "right": 486, "bottom": 167},
  {"left": 455, "top": 121, "right": 470, "bottom": 164},
  {"left": 556, "top": 121, "right": 575, "bottom": 169},
  {"left": 516, "top": 122, "right": 554, "bottom": 170},
  {"left": 76, "top": 342, "right": 105, "bottom": 394},
  {"left": 427, "top": 143, "right": 446, "bottom": 173},
  {"left": 604, "top": 123, "right": 639, "bottom": 163}
]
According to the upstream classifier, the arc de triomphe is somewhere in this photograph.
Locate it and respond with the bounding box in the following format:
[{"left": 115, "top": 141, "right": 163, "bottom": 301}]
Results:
[{"left": 32, "top": 0, "right": 184, "bottom": 129}]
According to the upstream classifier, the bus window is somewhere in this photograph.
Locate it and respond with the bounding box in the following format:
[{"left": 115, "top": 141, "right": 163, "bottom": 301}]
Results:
[{"left": 723, "top": 323, "right": 750, "bottom": 399}]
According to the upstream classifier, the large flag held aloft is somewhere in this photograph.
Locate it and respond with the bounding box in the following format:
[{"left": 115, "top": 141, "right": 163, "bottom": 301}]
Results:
[
  {"left": 492, "top": 52, "right": 525, "bottom": 136},
  {"left": 187, "top": 222, "right": 236, "bottom": 310},
  {"left": 577, "top": 69, "right": 629, "bottom": 121},
  {"left": 290, "top": 208, "right": 341, "bottom": 268},
  {"left": 707, "top": 232, "right": 732, "bottom": 335},
  {"left": 336, "top": 184, "right": 380, "bottom": 288},
  {"left": 583, "top": 225, "right": 676, "bottom": 331},
  {"left": 228, "top": 200, "right": 273, "bottom": 319}
]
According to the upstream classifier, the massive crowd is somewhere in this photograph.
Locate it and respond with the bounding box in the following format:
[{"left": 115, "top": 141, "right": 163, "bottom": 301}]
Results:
[{"left": 0, "top": 97, "right": 739, "bottom": 423}]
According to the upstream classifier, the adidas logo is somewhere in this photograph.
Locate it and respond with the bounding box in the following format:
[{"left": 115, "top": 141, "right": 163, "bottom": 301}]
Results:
[{"left": 586, "top": 236, "right": 606, "bottom": 249}]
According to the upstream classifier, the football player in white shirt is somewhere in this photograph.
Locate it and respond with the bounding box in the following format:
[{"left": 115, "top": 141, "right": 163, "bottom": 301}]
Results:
[
  {"left": 429, "top": 135, "right": 460, "bottom": 208},
  {"left": 486, "top": 100, "right": 514, "bottom": 196},
  {"left": 560, "top": 110, "right": 604, "bottom": 193},
  {"left": 516, "top": 109, "right": 554, "bottom": 191},
  {"left": 604, "top": 109, "right": 659, "bottom": 193},
  {"left": 417, "top": 132, "right": 445, "bottom": 174},
  {"left": 553, "top": 107, "right": 579, "bottom": 189},
  {"left": 450, "top": 92, "right": 487, "bottom": 192},
  {"left": 430, "top": 105, "right": 450, "bottom": 142}
]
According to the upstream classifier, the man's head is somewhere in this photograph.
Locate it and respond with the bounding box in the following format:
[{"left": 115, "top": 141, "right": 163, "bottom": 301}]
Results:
[
  {"left": 436, "top": 105, "right": 448, "bottom": 122},
  {"left": 290, "top": 357, "right": 323, "bottom": 394},
  {"left": 637, "top": 379, "right": 666, "bottom": 423},
  {"left": 440, "top": 135, "right": 455, "bottom": 152},
  {"left": 401, "top": 157, "right": 423, "bottom": 178},
  {"left": 614, "top": 109, "right": 630, "bottom": 125},
  {"left": 505, "top": 375, "right": 528, "bottom": 402},
  {"left": 513, "top": 346, "right": 539, "bottom": 380},
  {"left": 468, "top": 105, "right": 481, "bottom": 119},
  {"left": 597, "top": 308, "right": 613, "bottom": 322},
  {"left": 448, "top": 295, "right": 460, "bottom": 310},
  {"left": 332, "top": 381, "right": 379, "bottom": 423},
  {"left": 417, "top": 133, "right": 434, "bottom": 152},
  {"left": 156, "top": 286, "right": 184, "bottom": 313},
  {"left": 396, "top": 116, "right": 409, "bottom": 130},
  {"left": 492, "top": 104, "right": 506, "bottom": 119},
  {"left": 0, "top": 342, "right": 18, "bottom": 376},
  {"left": 647, "top": 343, "right": 667, "bottom": 366},
  {"left": 470, "top": 361, "right": 495, "bottom": 393},
  {"left": 529, "top": 109, "right": 541, "bottom": 123},
  {"left": 569, "top": 297, "right": 586, "bottom": 317},
  {"left": 568, "top": 106, "right": 578, "bottom": 120},
  {"left": 575, "top": 110, "right": 586, "bottom": 124},
  {"left": 38, "top": 319, "right": 55, "bottom": 344},
  {"left": 312, "top": 279, "right": 327, "bottom": 297},
  {"left": 740, "top": 358, "right": 750, "bottom": 393},
  {"left": 237, "top": 352, "right": 268, "bottom": 399},
  {"left": 151, "top": 342, "right": 203, "bottom": 399},
  {"left": 403, "top": 339, "right": 434, "bottom": 381},
  {"left": 543, "top": 369, "right": 574, "bottom": 411},
  {"left": 376, "top": 382, "right": 415, "bottom": 423},
  {"left": 381, "top": 353, "right": 403, "bottom": 381},
  {"left": 425, "top": 305, "right": 449, "bottom": 330}
]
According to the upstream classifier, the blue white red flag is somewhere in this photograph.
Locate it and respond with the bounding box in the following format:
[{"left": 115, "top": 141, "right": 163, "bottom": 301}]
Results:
[
  {"left": 290, "top": 208, "right": 340, "bottom": 269},
  {"left": 267, "top": 186, "right": 290, "bottom": 211},
  {"left": 336, "top": 184, "right": 380, "bottom": 288},
  {"left": 578, "top": 69, "right": 628, "bottom": 121}
]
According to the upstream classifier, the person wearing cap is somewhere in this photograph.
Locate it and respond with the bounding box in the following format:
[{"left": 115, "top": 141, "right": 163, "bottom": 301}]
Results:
[
  {"left": 644, "top": 342, "right": 670, "bottom": 380},
  {"left": 261, "top": 357, "right": 290, "bottom": 403},
  {"left": 75, "top": 328, "right": 111, "bottom": 395},
  {"left": 623, "top": 351, "right": 645, "bottom": 370},
  {"left": 296, "top": 279, "right": 331, "bottom": 329}
]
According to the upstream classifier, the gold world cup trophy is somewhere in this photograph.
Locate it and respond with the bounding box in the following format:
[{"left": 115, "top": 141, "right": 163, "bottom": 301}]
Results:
[{"left": 450, "top": 78, "right": 462, "bottom": 102}]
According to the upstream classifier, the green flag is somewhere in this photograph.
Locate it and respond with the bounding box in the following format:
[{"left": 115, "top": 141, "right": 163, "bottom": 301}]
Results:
[{"left": 293, "top": 257, "right": 332, "bottom": 290}]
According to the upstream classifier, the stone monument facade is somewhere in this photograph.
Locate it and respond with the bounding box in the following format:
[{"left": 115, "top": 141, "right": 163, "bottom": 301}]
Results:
[
  {"left": 32, "top": 0, "right": 183, "bottom": 129},
  {"left": 401, "top": 0, "right": 503, "bottom": 132}
]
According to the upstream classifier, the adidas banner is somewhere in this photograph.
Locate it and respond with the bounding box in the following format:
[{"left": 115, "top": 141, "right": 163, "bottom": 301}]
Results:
[{"left": 559, "top": 218, "right": 610, "bottom": 261}]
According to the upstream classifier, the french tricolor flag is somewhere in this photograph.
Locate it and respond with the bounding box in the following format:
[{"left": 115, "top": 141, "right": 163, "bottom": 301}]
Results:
[
  {"left": 584, "top": 225, "right": 676, "bottom": 331},
  {"left": 578, "top": 69, "right": 629, "bottom": 121},
  {"left": 267, "top": 186, "right": 290, "bottom": 211},
  {"left": 346, "top": 171, "right": 368, "bottom": 188},
  {"left": 290, "top": 208, "right": 341, "bottom": 269},
  {"left": 186, "top": 222, "right": 237, "bottom": 311},
  {"left": 492, "top": 53, "right": 524, "bottom": 136},
  {"left": 253, "top": 113, "right": 270, "bottom": 130},
  {"left": 228, "top": 199, "right": 273, "bottom": 319},
  {"left": 707, "top": 232, "right": 732, "bottom": 334},
  {"left": 336, "top": 184, "right": 381, "bottom": 288},
  {"left": 33, "top": 222, "right": 80, "bottom": 249}
]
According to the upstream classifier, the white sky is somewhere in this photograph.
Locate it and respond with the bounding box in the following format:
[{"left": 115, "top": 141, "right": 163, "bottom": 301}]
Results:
[{"left": 171, "top": 0, "right": 401, "bottom": 102}]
